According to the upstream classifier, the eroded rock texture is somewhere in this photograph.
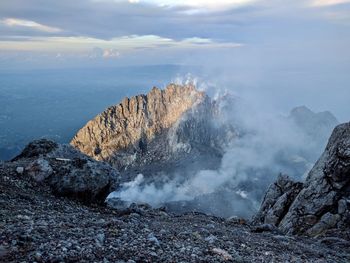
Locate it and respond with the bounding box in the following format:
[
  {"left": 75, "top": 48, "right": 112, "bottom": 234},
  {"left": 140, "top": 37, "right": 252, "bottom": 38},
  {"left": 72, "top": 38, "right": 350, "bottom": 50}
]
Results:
[
  {"left": 70, "top": 84, "right": 235, "bottom": 175},
  {"left": 254, "top": 122, "right": 350, "bottom": 236},
  {"left": 252, "top": 174, "right": 303, "bottom": 226}
]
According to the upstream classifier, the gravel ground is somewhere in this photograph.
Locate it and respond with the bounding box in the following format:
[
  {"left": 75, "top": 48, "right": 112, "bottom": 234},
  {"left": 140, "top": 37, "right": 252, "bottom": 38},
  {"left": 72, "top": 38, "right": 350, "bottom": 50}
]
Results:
[{"left": 1, "top": 161, "right": 350, "bottom": 263}]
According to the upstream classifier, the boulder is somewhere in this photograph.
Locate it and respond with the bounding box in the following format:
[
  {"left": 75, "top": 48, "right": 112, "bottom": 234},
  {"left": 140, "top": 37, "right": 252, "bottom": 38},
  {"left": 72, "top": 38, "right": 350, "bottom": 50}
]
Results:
[
  {"left": 48, "top": 157, "right": 119, "bottom": 204},
  {"left": 13, "top": 139, "right": 120, "bottom": 204}
]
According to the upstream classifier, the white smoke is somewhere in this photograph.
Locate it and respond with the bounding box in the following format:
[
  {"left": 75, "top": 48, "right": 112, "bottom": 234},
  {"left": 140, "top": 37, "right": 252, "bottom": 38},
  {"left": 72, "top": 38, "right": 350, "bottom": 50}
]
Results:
[{"left": 107, "top": 78, "right": 337, "bottom": 218}]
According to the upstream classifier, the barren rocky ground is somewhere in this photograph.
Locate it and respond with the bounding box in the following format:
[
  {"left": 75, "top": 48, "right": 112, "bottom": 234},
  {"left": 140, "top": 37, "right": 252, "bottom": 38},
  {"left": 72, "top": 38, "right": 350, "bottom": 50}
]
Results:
[{"left": 1, "top": 160, "right": 350, "bottom": 263}]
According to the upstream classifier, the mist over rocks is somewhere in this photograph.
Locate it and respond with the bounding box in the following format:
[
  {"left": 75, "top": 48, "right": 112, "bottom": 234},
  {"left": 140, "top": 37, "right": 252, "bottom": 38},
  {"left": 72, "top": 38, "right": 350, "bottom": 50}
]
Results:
[
  {"left": 289, "top": 106, "right": 339, "bottom": 140},
  {"left": 70, "top": 84, "right": 339, "bottom": 218},
  {"left": 254, "top": 122, "right": 350, "bottom": 236},
  {"left": 288, "top": 105, "right": 339, "bottom": 163}
]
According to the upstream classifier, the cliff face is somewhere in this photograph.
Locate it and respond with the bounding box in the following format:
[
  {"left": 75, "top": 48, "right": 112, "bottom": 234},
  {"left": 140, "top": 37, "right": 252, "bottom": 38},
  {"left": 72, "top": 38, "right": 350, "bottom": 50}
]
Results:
[{"left": 71, "top": 84, "right": 234, "bottom": 174}]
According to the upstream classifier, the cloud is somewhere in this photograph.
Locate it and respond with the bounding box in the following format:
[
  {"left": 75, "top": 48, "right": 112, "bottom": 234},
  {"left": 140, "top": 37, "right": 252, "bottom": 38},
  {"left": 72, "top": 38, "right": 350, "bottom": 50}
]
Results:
[
  {"left": 1, "top": 18, "right": 62, "bottom": 33},
  {"left": 130, "top": 0, "right": 257, "bottom": 11},
  {"left": 311, "top": 0, "right": 350, "bottom": 6},
  {"left": 0, "top": 34, "right": 242, "bottom": 52},
  {"left": 103, "top": 48, "right": 120, "bottom": 58}
]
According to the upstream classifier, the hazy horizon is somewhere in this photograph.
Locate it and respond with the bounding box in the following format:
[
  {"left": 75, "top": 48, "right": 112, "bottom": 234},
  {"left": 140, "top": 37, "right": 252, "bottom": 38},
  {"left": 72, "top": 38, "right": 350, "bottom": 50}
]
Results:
[{"left": 0, "top": 0, "right": 349, "bottom": 158}]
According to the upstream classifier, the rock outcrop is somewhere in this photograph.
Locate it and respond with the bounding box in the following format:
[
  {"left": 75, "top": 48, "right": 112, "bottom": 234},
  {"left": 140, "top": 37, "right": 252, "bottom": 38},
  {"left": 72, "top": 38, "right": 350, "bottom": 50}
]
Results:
[
  {"left": 71, "top": 84, "right": 235, "bottom": 175},
  {"left": 254, "top": 122, "right": 350, "bottom": 236},
  {"left": 252, "top": 174, "right": 303, "bottom": 226},
  {"left": 12, "top": 139, "right": 120, "bottom": 204}
]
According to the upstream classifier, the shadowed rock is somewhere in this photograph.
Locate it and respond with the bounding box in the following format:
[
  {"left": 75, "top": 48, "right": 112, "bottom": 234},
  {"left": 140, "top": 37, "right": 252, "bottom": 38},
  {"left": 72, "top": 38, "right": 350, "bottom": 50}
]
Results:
[
  {"left": 252, "top": 174, "right": 303, "bottom": 226},
  {"left": 13, "top": 139, "right": 120, "bottom": 204},
  {"left": 254, "top": 122, "right": 350, "bottom": 236}
]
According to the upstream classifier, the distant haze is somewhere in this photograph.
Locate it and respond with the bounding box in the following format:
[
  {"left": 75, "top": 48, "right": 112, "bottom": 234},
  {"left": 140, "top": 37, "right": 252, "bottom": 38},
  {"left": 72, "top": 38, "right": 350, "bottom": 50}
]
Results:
[{"left": 0, "top": 0, "right": 349, "bottom": 156}]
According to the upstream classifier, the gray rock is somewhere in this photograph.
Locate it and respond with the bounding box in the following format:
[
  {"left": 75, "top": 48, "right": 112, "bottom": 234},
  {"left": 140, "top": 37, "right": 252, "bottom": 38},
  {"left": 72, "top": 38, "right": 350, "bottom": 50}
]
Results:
[
  {"left": 96, "top": 233, "right": 105, "bottom": 244},
  {"left": 252, "top": 174, "right": 303, "bottom": 226},
  {"left": 48, "top": 157, "right": 119, "bottom": 204},
  {"left": 251, "top": 224, "right": 278, "bottom": 233},
  {"left": 15, "top": 167, "right": 24, "bottom": 174},
  {"left": 204, "top": 235, "right": 217, "bottom": 244},
  {"left": 13, "top": 139, "right": 120, "bottom": 204},
  {"left": 106, "top": 197, "right": 132, "bottom": 210},
  {"left": 306, "top": 213, "right": 341, "bottom": 236},
  {"left": 279, "top": 122, "right": 350, "bottom": 235},
  {"left": 147, "top": 233, "right": 160, "bottom": 246},
  {"left": 338, "top": 198, "right": 348, "bottom": 214},
  {"left": 255, "top": 122, "right": 350, "bottom": 235},
  {"left": 26, "top": 158, "right": 53, "bottom": 182}
]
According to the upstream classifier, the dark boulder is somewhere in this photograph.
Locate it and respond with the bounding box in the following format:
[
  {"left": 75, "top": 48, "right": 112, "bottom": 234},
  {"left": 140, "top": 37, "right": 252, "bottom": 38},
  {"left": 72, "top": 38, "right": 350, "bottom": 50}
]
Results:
[{"left": 13, "top": 139, "right": 120, "bottom": 204}]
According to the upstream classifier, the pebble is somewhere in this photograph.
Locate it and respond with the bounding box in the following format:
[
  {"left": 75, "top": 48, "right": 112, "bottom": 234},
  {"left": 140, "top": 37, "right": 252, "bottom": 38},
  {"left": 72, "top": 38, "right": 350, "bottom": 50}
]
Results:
[
  {"left": 96, "top": 233, "right": 105, "bottom": 244},
  {"left": 1, "top": 160, "right": 349, "bottom": 263},
  {"left": 147, "top": 233, "right": 160, "bottom": 246},
  {"left": 16, "top": 167, "right": 24, "bottom": 174},
  {"left": 205, "top": 234, "right": 217, "bottom": 244},
  {"left": 212, "top": 248, "right": 233, "bottom": 260}
]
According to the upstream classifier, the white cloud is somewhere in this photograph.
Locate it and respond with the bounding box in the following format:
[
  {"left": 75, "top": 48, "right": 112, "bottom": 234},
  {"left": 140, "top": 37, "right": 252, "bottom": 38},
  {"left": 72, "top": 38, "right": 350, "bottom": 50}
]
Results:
[
  {"left": 310, "top": 0, "right": 350, "bottom": 6},
  {"left": 127, "top": 0, "right": 257, "bottom": 11},
  {"left": 0, "top": 35, "right": 242, "bottom": 52},
  {"left": 103, "top": 48, "right": 120, "bottom": 58},
  {"left": 1, "top": 18, "right": 62, "bottom": 33}
]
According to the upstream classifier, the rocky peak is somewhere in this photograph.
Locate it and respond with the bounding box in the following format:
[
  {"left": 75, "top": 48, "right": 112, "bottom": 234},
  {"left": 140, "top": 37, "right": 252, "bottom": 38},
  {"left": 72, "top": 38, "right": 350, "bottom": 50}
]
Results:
[{"left": 70, "top": 84, "right": 233, "bottom": 173}]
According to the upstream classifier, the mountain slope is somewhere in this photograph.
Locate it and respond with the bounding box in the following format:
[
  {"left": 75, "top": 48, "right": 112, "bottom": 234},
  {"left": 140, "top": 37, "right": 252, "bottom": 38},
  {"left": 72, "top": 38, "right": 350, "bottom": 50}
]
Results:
[{"left": 1, "top": 153, "right": 350, "bottom": 262}]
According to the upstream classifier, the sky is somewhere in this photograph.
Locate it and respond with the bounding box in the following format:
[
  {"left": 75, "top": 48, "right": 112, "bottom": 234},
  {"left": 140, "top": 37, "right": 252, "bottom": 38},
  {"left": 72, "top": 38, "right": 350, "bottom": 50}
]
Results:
[
  {"left": 0, "top": 0, "right": 349, "bottom": 64},
  {"left": 0, "top": 0, "right": 349, "bottom": 120}
]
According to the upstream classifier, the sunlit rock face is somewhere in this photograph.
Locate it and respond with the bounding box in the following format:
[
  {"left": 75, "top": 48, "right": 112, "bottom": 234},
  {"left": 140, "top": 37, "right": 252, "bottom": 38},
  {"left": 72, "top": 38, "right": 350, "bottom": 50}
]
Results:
[{"left": 70, "top": 84, "right": 235, "bottom": 175}]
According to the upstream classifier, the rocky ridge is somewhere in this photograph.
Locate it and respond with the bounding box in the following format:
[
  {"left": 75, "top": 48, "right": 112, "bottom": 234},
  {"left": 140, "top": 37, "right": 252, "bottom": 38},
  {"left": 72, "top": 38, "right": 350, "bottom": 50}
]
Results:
[{"left": 71, "top": 84, "right": 235, "bottom": 176}]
